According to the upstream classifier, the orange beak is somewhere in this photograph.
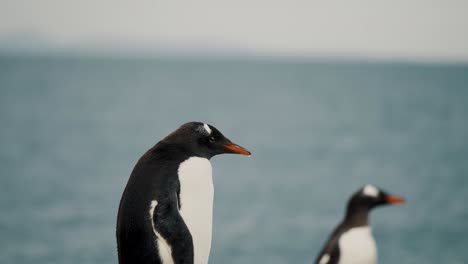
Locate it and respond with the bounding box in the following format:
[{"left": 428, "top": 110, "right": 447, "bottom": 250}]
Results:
[
  {"left": 223, "top": 143, "right": 251, "bottom": 155},
  {"left": 384, "top": 195, "right": 405, "bottom": 205}
]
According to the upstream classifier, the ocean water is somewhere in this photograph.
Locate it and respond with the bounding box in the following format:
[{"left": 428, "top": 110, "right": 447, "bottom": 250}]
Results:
[{"left": 1, "top": 54, "right": 467, "bottom": 264}]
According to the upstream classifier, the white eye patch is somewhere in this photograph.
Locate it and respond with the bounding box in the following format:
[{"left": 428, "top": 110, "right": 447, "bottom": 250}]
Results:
[
  {"left": 203, "top": 123, "right": 212, "bottom": 134},
  {"left": 362, "top": 185, "right": 379, "bottom": 197},
  {"left": 196, "top": 123, "right": 212, "bottom": 135}
]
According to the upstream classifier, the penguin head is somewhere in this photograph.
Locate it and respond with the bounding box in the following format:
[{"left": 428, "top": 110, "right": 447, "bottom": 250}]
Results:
[
  {"left": 162, "top": 122, "right": 251, "bottom": 159},
  {"left": 348, "top": 184, "right": 405, "bottom": 211}
]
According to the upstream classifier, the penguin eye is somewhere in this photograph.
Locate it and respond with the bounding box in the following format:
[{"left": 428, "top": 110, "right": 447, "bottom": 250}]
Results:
[{"left": 209, "top": 136, "right": 215, "bottom": 143}]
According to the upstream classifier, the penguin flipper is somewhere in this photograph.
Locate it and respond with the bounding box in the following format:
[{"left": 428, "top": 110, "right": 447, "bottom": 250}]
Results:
[
  {"left": 152, "top": 195, "right": 194, "bottom": 264},
  {"left": 314, "top": 234, "right": 340, "bottom": 264}
]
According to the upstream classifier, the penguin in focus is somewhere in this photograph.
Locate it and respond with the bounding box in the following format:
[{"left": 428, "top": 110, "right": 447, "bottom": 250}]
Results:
[
  {"left": 314, "top": 184, "right": 404, "bottom": 264},
  {"left": 117, "top": 122, "right": 251, "bottom": 264}
]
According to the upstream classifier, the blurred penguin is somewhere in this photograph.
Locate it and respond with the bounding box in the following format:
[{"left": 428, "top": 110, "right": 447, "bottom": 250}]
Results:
[{"left": 314, "top": 185, "right": 404, "bottom": 264}]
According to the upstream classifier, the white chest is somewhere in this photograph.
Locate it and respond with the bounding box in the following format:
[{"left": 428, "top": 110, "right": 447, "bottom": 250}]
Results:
[
  {"left": 178, "top": 157, "right": 214, "bottom": 264},
  {"left": 338, "top": 226, "right": 378, "bottom": 264}
]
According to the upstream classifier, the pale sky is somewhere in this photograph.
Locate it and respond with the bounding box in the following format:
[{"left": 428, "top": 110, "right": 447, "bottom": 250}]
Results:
[{"left": 1, "top": 0, "right": 468, "bottom": 61}]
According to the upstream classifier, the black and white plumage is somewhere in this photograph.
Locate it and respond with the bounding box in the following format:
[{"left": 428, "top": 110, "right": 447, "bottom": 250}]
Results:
[
  {"left": 117, "top": 122, "right": 250, "bottom": 264},
  {"left": 315, "top": 185, "right": 405, "bottom": 264}
]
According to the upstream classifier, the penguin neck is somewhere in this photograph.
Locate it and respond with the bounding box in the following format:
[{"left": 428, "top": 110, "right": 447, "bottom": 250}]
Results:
[
  {"left": 156, "top": 141, "right": 212, "bottom": 160},
  {"left": 343, "top": 206, "right": 371, "bottom": 227}
]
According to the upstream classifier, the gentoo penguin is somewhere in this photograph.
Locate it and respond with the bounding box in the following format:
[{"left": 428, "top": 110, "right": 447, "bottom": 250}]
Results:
[
  {"left": 314, "top": 184, "right": 404, "bottom": 264},
  {"left": 117, "top": 122, "right": 251, "bottom": 264}
]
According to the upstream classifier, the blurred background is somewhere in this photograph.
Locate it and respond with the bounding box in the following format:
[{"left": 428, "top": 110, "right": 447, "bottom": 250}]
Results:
[{"left": 1, "top": 1, "right": 468, "bottom": 264}]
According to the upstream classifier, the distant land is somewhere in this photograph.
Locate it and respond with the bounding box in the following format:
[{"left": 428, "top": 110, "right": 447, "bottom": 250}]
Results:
[{"left": 1, "top": 33, "right": 468, "bottom": 65}]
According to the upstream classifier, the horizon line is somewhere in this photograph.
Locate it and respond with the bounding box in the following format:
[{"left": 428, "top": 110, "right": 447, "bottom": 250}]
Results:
[{"left": 2, "top": 47, "right": 468, "bottom": 66}]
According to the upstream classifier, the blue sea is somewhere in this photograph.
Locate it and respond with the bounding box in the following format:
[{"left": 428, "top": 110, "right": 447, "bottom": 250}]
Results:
[{"left": 1, "top": 54, "right": 467, "bottom": 264}]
